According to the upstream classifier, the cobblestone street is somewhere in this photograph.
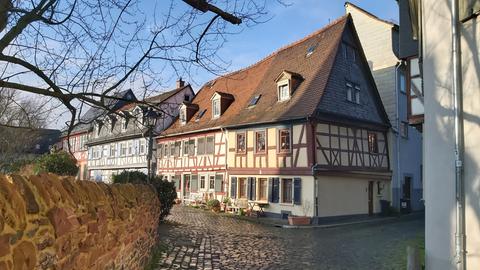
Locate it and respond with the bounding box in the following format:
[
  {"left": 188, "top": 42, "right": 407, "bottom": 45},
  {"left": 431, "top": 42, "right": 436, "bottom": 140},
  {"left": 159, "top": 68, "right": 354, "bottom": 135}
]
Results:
[{"left": 156, "top": 206, "right": 424, "bottom": 270}]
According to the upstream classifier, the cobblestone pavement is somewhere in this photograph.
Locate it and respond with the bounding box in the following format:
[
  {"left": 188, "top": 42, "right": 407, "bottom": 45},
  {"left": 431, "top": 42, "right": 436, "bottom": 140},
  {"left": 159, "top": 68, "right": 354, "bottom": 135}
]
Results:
[{"left": 156, "top": 206, "right": 424, "bottom": 270}]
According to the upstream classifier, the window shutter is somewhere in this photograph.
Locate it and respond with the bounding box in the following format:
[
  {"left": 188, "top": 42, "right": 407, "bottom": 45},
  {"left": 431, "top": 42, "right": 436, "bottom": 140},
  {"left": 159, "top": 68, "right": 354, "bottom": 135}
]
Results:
[
  {"left": 252, "top": 177, "right": 257, "bottom": 201},
  {"left": 191, "top": 174, "right": 198, "bottom": 192},
  {"left": 268, "top": 178, "right": 273, "bottom": 202},
  {"left": 293, "top": 178, "right": 302, "bottom": 205},
  {"left": 230, "top": 177, "right": 237, "bottom": 199},
  {"left": 272, "top": 178, "right": 280, "bottom": 203},
  {"left": 174, "top": 175, "right": 181, "bottom": 192},
  {"left": 215, "top": 174, "right": 223, "bottom": 192},
  {"left": 247, "top": 177, "right": 252, "bottom": 200}
]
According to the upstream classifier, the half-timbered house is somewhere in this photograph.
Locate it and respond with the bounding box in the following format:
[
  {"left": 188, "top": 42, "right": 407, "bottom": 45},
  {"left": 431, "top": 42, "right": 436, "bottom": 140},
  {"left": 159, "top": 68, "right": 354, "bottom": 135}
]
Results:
[
  {"left": 158, "top": 15, "right": 392, "bottom": 219},
  {"left": 86, "top": 80, "right": 194, "bottom": 182}
]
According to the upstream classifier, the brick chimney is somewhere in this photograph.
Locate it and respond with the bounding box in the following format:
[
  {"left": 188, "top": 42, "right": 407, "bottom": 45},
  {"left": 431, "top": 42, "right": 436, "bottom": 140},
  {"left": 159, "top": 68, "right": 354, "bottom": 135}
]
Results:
[{"left": 176, "top": 77, "right": 185, "bottom": 88}]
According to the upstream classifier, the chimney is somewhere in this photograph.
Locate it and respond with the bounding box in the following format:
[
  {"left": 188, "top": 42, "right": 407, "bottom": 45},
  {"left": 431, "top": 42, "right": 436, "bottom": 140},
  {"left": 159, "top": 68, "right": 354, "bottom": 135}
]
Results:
[{"left": 176, "top": 77, "right": 185, "bottom": 88}]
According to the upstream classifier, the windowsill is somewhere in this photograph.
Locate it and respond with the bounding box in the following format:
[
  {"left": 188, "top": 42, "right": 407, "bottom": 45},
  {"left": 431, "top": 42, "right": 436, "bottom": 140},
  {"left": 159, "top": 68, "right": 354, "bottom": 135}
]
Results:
[
  {"left": 235, "top": 152, "right": 247, "bottom": 156},
  {"left": 277, "top": 151, "right": 292, "bottom": 156},
  {"left": 279, "top": 202, "right": 294, "bottom": 206},
  {"left": 253, "top": 152, "right": 266, "bottom": 156}
]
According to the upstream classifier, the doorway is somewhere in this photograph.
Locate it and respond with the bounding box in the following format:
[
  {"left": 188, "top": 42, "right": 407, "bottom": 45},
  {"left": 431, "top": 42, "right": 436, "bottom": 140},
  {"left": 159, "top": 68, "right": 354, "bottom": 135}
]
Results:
[
  {"left": 368, "top": 181, "right": 374, "bottom": 216},
  {"left": 183, "top": 174, "right": 191, "bottom": 199}
]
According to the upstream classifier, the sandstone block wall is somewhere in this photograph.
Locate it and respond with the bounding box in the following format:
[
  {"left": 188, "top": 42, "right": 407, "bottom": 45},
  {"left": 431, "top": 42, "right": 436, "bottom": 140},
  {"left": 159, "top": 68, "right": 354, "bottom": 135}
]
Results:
[{"left": 0, "top": 174, "right": 160, "bottom": 270}]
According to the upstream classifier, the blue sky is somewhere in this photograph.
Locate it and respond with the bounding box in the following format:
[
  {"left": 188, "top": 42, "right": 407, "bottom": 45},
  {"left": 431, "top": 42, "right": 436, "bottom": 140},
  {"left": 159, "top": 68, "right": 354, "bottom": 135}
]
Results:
[{"left": 189, "top": 0, "right": 399, "bottom": 86}]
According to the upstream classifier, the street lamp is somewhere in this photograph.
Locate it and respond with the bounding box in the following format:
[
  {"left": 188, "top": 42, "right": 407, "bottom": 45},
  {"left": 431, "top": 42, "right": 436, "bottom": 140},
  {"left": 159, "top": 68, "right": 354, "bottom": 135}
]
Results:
[{"left": 144, "top": 108, "right": 158, "bottom": 183}]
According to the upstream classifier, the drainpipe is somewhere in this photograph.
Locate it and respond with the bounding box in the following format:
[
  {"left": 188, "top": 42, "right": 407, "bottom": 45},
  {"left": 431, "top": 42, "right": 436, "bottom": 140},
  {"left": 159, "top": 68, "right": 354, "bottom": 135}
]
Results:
[
  {"left": 220, "top": 127, "right": 228, "bottom": 194},
  {"left": 451, "top": 0, "right": 466, "bottom": 268},
  {"left": 394, "top": 62, "right": 402, "bottom": 210}
]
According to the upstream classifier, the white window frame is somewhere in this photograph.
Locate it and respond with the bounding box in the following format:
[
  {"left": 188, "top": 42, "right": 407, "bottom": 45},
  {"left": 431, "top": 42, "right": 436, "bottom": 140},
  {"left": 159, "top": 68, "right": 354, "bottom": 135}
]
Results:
[
  {"left": 209, "top": 175, "right": 215, "bottom": 191},
  {"left": 278, "top": 83, "right": 290, "bottom": 101},
  {"left": 254, "top": 130, "right": 266, "bottom": 154},
  {"left": 180, "top": 107, "right": 187, "bottom": 125},
  {"left": 212, "top": 98, "right": 221, "bottom": 119}
]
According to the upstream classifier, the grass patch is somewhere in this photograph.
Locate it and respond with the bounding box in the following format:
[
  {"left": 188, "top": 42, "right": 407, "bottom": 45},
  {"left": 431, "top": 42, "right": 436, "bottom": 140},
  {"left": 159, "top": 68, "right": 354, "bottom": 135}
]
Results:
[{"left": 144, "top": 241, "right": 169, "bottom": 270}]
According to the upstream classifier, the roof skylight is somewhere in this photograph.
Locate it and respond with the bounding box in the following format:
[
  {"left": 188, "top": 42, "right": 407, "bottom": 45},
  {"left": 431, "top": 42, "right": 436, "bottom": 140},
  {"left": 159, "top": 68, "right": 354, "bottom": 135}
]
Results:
[{"left": 248, "top": 95, "right": 261, "bottom": 107}]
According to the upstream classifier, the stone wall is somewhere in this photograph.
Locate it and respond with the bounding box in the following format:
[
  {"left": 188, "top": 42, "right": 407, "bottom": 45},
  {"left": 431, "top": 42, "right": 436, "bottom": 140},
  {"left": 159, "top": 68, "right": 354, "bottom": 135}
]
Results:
[{"left": 0, "top": 173, "right": 160, "bottom": 270}]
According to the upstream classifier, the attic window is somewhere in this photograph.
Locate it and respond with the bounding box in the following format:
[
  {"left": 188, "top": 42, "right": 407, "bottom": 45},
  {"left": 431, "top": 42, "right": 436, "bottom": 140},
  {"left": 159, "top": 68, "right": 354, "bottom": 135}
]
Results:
[
  {"left": 179, "top": 107, "right": 187, "bottom": 125},
  {"left": 212, "top": 99, "right": 221, "bottom": 118},
  {"left": 196, "top": 109, "right": 206, "bottom": 122},
  {"left": 306, "top": 44, "right": 316, "bottom": 57},
  {"left": 278, "top": 84, "right": 290, "bottom": 101},
  {"left": 248, "top": 95, "right": 261, "bottom": 107}
]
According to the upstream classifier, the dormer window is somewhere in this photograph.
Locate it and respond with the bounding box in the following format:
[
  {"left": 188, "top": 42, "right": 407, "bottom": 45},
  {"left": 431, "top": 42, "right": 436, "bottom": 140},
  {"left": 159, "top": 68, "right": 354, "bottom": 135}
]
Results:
[
  {"left": 275, "top": 70, "right": 303, "bottom": 102},
  {"left": 212, "top": 99, "right": 221, "bottom": 118},
  {"left": 278, "top": 84, "right": 290, "bottom": 101}
]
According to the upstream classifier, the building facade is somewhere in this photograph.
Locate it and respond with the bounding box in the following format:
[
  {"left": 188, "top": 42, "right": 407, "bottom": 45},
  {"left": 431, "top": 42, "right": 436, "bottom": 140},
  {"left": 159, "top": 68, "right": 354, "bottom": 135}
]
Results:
[
  {"left": 87, "top": 82, "right": 194, "bottom": 182},
  {"left": 346, "top": 2, "right": 424, "bottom": 212},
  {"left": 398, "top": 0, "right": 480, "bottom": 269},
  {"left": 157, "top": 15, "right": 392, "bottom": 219}
]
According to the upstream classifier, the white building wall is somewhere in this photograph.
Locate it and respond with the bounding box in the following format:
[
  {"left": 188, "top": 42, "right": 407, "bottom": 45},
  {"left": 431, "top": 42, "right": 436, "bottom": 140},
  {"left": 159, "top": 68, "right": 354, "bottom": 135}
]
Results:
[
  {"left": 347, "top": 3, "right": 423, "bottom": 210},
  {"left": 422, "top": 1, "right": 480, "bottom": 269}
]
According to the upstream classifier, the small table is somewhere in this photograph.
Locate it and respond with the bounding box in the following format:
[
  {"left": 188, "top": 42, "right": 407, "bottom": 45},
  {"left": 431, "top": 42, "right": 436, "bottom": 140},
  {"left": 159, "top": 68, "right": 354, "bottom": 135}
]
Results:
[{"left": 248, "top": 201, "right": 269, "bottom": 217}]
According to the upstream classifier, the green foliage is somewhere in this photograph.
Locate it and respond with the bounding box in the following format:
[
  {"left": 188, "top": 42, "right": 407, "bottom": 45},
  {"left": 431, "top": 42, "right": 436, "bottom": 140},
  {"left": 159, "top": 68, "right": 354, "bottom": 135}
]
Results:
[
  {"left": 207, "top": 199, "right": 220, "bottom": 209},
  {"left": 152, "top": 177, "right": 177, "bottom": 220},
  {"left": 222, "top": 197, "right": 231, "bottom": 205},
  {"left": 2, "top": 158, "right": 34, "bottom": 174},
  {"left": 34, "top": 151, "right": 78, "bottom": 176},
  {"left": 112, "top": 170, "right": 148, "bottom": 184}
]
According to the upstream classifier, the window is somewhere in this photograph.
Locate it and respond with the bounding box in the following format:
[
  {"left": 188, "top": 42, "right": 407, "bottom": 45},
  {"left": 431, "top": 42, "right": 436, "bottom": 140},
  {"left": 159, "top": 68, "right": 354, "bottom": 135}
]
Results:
[
  {"left": 354, "top": 85, "right": 361, "bottom": 104},
  {"left": 174, "top": 141, "right": 181, "bottom": 157},
  {"left": 183, "top": 140, "right": 189, "bottom": 156},
  {"left": 139, "top": 140, "right": 146, "bottom": 155},
  {"left": 400, "top": 122, "right": 409, "bottom": 138},
  {"left": 368, "top": 132, "right": 378, "bottom": 154},
  {"left": 110, "top": 143, "right": 116, "bottom": 157},
  {"left": 239, "top": 178, "right": 247, "bottom": 199},
  {"left": 258, "top": 178, "right": 268, "bottom": 201},
  {"left": 197, "top": 137, "right": 205, "bottom": 155},
  {"left": 164, "top": 143, "right": 169, "bottom": 158},
  {"left": 346, "top": 82, "right": 360, "bottom": 104},
  {"left": 306, "top": 44, "right": 316, "bottom": 57},
  {"left": 255, "top": 131, "right": 266, "bottom": 153},
  {"left": 200, "top": 175, "right": 206, "bottom": 189},
  {"left": 282, "top": 178, "right": 293, "bottom": 204},
  {"left": 184, "top": 94, "right": 190, "bottom": 101},
  {"left": 119, "top": 143, "right": 126, "bottom": 156},
  {"left": 188, "top": 139, "right": 195, "bottom": 156},
  {"left": 127, "top": 141, "right": 133, "bottom": 155},
  {"left": 399, "top": 73, "right": 406, "bottom": 94},
  {"left": 158, "top": 144, "right": 164, "bottom": 159},
  {"left": 196, "top": 109, "right": 206, "bottom": 121},
  {"left": 209, "top": 175, "right": 215, "bottom": 190},
  {"left": 248, "top": 95, "right": 261, "bottom": 107},
  {"left": 179, "top": 108, "right": 186, "bottom": 125},
  {"left": 169, "top": 142, "right": 175, "bottom": 156},
  {"left": 279, "top": 129, "right": 291, "bottom": 153},
  {"left": 121, "top": 118, "right": 128, "bottom": 131},
  {"left": 206, "top": 136, "right": 215, "bottom": 154},
  {"left": 278, "top": 84, "right": 289, "bottom": 101},
  {"left": 212, "top": 99, "right": 221, "bottom": 118},
  {"left": 236, "top": 133, "right": 246, "bottom": 153},
  {"left": 346, "top": 82, "right": 353, "bottom": 102},
  {"left": 103, "top": 145, "right": 109, "bottom": 157}
]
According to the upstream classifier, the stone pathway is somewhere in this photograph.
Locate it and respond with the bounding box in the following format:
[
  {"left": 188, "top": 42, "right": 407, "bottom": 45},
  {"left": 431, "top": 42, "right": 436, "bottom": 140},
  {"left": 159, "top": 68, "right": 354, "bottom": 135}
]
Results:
[{"left": 156, "top": 206, "right": 424, "bottom": 270}]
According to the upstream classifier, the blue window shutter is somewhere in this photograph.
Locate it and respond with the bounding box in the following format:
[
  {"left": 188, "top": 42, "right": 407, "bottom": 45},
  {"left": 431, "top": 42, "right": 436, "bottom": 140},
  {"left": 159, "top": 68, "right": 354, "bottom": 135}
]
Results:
[
  {"left": 273, "top": 178, "right": 280, "bottom": 203},
  {"left": 252, "top": 177, "right": 257, "bottom": 201},
  {"left": 215, "top": 174, "right": 223, "bottom": 192},
  {"left": 268, "top": 178, "right": 273, "bottom": 202},
  {"left": 231, "top": 177, "right": 237, "bottom": 199},
  {"left": 191, "top": 174, "right": 198, "bottom": 192},
  {"left": 294, "top": 177, "right": 302, "bottom": 205}
]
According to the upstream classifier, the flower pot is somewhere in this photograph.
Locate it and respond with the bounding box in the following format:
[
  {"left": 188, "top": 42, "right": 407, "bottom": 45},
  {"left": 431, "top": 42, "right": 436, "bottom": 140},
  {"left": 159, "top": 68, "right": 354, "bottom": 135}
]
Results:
[
  {"left": 212, "top": 206, "right": 221, "bottom": 213},
  {"left": 288, "top": 216, "right": 311, "bottom": 226}
]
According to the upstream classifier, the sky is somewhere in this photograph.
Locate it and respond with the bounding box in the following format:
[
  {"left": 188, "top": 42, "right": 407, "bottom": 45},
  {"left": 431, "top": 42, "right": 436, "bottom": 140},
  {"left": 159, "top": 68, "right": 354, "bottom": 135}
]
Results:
[{"left": 45, "top": 0, "right": 399, "bottom": 129}]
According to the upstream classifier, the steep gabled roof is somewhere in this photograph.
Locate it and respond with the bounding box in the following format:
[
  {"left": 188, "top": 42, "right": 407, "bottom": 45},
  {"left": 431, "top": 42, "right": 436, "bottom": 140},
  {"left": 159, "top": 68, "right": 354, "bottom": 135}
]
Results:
[{"left": 163, "top": 15, "right": 389, "bottom": 136}]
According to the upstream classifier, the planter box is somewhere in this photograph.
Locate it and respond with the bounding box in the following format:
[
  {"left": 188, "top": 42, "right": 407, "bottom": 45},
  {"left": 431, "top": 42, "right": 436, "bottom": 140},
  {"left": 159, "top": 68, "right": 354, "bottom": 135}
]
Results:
[{"left": 288, "top": 216, "right": 311, "bottom": 226}]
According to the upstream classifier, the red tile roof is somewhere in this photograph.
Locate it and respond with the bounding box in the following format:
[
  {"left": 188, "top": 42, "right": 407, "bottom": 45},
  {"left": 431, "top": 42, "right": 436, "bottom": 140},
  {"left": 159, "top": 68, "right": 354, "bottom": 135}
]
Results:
[{"left": 163, "top": 16, "right": 349, "bottom": 136}]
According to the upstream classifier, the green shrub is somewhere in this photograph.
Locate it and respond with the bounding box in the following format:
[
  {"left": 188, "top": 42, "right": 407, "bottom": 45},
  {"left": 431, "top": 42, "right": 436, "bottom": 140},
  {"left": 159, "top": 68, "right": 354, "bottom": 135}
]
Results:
[
  {"left": 34, "top": 151, "right": 78, "bottom": 176},
  {"left": 112, "top": 170, "right": 148, "bottom": 184},
  {"left": 222, "top": 197, "right": 231, "bottom": 205},
  {"left": 152, "top": 177, "right": 177, "bottom": 220},
  {"left": 207, "top": 199, "right": 220, "bottom": 209}
]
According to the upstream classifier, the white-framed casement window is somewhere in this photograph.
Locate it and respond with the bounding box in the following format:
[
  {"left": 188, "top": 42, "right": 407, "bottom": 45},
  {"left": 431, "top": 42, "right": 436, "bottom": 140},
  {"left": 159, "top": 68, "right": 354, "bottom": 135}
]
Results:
[
  {"left": 212, "top": 98, "right": 221, "bottom": 118},
  {"left": 236, "top": 132, "right": 246, "bottom": 153},
  {"left": 197, "top": 137, "right": 205, "bottom": 155},
  {"left": 158, "top": 143, "right": 164, "bottom": 159},
  {"left": 258, "top": 178, "right": 268, "bottom": 201},
  {"left": 238, "top": 177, "right": 248, "bottom": 199},
  {"left": 255, "top": 130, "right": 266, "bottom": 153},
  {"left": 209, "top": 175, "right": 215, "bottom": 190},
  {"left": 281, "top": 178, "right": 293, "bottom": 204},
  {"left": 139, "top": 140, "right": 146, "bottom": 155},
  {"left": 164, "top": 143, "right": 169, "bottom": 158},
  {"left": 169, "top": 142, "right": 175, "bottom": 156},
  {"left": 120, "top": 143, "right": 127, "bottom": 156},
  {"left": 174, "top": 141, "right": 181, "bottom": 157},
  {"left": 206, "top": 136, "right": 215, "bottom": 154},
  {"left": 200, "top": 175, "right": 206, "bottom": 190},
  {"left": 346, "top": 82, "right": 361, "bottom": 104},
  {"left": 354, "top": 85, "right": 360, "bottom": 104},
  {"left": 278, "top": 128, "right": 291, "bottom": 153},
  {"left": 110, "top": 143, "right": 116, "bottom": 157},
  {"left": 346, "top": 82, "right": 353, "bottom": 102},
  {"left": 368, "top": 132, "right": 379, "bottom": 154},
  {"left": 183, "top": 140, "right": 189, "bottom": 156},
  {"left": 121, "top": 117, "right": 128, "bottom": 132},
  {"left": 278, "top": 83, "right": 290, "bottom": 101},
  {"left": 127, "top": 141, "right": 133, "bottom": 156},
  {"left": 188, "top": 139, "right": 195, "bottom": 156},
  {"left": 179, "top": 107, "right": 187, "bottom": 125}
]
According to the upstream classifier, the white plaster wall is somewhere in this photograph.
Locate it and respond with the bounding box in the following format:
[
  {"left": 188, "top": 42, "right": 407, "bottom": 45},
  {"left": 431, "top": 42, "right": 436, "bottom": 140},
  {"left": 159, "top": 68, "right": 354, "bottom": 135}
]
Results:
[{"left": 422, "top": 0, "right": 480, "bottom": 269}]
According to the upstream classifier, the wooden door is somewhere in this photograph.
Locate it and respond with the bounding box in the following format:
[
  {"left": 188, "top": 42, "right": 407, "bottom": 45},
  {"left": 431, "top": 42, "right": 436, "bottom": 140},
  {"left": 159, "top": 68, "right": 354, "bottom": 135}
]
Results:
[{"left": 368, "top": 181, "right": 374, "bottom": 216}]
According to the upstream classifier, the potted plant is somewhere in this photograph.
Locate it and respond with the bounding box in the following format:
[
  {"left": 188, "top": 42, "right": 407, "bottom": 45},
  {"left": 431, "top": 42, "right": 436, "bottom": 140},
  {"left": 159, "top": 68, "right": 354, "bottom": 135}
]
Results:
[
  {"left": 288, "top": 200, "right": 312, "bottom": 226},
  {"left": 207, "top": 199, "right": 221, "bottom": 213},
  {"left": 222, "top": 197, "right": 231, "bottom": 212}
]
